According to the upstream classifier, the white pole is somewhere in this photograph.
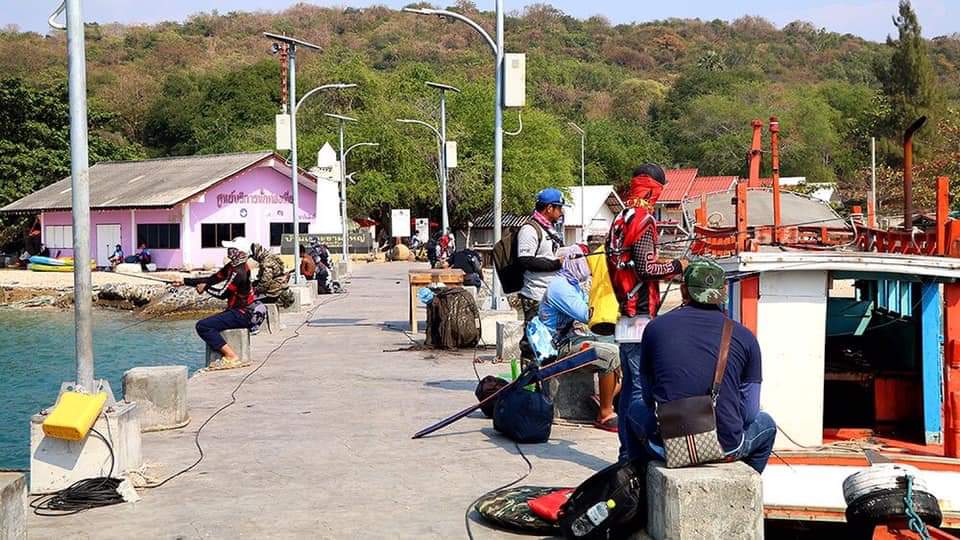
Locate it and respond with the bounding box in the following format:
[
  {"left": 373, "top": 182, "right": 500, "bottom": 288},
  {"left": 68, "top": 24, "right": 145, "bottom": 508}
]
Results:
[
  {"left": 491, "top": 0, "right": 504, "bottom": 311},
  {"left": 288, "top": 46, "right": 301, "bottom": 284},
  {"left": 580, "top": 131, "right": 586, "bottom": 242},
  {"left": 440, "top": 91, "right": 450, "bottom": 233},
  {"left": 66, "top": 0, "right": 94, "bottom": 392},
  {"left": 339, "top": 121, "right": 349, "bottom": 267}
]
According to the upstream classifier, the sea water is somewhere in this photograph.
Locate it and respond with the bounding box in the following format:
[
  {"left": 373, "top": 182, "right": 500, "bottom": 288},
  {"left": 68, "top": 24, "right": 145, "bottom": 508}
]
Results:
[{"left": 0, "top": 309, "right": 204, "bottom": 469}]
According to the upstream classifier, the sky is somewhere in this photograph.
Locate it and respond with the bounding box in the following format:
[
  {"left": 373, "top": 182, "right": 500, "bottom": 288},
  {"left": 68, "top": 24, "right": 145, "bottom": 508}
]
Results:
[{"left": 3, "top": 0, "right": 956, "bottom": 42}]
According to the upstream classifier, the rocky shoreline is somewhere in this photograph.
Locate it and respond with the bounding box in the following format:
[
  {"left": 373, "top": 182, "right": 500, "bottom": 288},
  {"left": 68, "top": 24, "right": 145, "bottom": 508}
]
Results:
[{"left": 0, "top": 282, "right": 226, "bottom": 317}]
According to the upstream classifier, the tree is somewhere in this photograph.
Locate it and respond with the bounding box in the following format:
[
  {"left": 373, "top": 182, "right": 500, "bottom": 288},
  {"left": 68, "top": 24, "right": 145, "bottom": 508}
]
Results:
[
  {"left": 0, "top": 78, "right": 141, "bottom": 249},
  {"left": 874, "top": 0, "right": 942, "bottom": 142}
]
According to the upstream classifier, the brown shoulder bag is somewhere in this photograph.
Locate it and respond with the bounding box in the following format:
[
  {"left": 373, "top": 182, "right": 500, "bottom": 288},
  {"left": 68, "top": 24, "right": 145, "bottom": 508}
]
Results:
[{"left": 655, "top": 318, "right": 734, "bottom": 468}]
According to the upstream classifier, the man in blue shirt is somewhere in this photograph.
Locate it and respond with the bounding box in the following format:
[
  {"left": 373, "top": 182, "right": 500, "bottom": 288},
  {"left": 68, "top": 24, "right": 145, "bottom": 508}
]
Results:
[
  {"left": 622, "top": 259, "right": 776, "bottom": 473},
  {"left": 538, "top": 244, "right": 621, "bottom": 431}
]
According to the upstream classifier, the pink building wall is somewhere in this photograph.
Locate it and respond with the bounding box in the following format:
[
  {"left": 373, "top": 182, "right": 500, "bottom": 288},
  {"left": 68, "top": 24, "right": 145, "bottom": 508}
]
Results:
[{"left": 41, "top": 165, "right": 317, "bottom": 270}]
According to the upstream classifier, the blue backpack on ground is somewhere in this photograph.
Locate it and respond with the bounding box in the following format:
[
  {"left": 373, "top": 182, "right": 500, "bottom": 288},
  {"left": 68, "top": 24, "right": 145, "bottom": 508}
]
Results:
[{"left": 493, "top": 364, "right": 554, "bottom": 444}]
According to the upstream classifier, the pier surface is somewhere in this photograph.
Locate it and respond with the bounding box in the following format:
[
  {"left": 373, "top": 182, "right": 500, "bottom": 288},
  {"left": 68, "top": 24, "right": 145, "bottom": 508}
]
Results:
[{"left": 28, "top": 262, "right": 618, "bottom": 539}]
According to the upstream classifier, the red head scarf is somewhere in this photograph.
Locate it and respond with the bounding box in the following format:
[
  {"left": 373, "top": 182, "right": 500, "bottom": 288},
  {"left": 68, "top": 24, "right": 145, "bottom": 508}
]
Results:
[{"left": 626, "top": 175, "right": 664, "bottom": 209}]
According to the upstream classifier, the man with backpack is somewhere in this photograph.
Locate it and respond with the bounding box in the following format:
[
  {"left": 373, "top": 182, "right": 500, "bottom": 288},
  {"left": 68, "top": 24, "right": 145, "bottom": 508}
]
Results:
[
  {"left": 516, "top": 188, "right": 567, "bottom": 353},
  {"left": 605, "top": 164, "right": 687, "bottom": 458},
  {"left": 621, "top": 259, "right": 776, "bottom": 473}
]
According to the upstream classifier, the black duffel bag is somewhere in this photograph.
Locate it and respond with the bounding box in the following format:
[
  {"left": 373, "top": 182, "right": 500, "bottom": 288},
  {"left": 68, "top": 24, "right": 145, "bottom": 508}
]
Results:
[
  {"left": 558, "top": 460, "right": 648, "bottom": 539},
  {"left": 493, "top": 365, "right": 554, "bottom": 443}
]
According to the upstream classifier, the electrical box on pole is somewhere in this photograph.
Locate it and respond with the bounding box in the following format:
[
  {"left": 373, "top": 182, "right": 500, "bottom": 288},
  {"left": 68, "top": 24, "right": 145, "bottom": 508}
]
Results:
[
  {"left": 503, "top": 53, "right": 526, "bottom": 108},
  {"left": 446, "top": 141, "right": 458, "bottom": 169},
  {"left": 275, "top": 114, "right": 291, "bottom": 150}
]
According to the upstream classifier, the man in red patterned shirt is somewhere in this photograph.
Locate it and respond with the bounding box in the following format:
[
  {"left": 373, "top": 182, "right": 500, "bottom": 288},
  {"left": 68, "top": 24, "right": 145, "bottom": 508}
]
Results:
[{"left": 173, "top": 237, "right": 256, "bottom": 370}]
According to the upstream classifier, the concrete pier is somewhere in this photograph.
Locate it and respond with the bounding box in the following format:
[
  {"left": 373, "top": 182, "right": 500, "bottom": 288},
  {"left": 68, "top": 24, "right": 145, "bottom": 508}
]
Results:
[
  {"left": 0, "top": 473, "right": 26, "bottom": 540},
  {"left": 647, "top": 461, "right": 763, "bottom": 540},
  {"left": 28, "top": 263, "right": 620, "bottom": 538},
  {"left": 123, "top": 366, "right": 189, "bottom": 432},
  {"left": 204, "top": 328, "right": 250, "bottom": 366}
]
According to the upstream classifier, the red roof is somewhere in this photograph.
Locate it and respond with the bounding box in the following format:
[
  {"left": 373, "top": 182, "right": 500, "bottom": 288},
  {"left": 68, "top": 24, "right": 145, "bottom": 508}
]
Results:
[
  {"left": 659, "top": 168, "right": 699, "bottom": 203},
  {"left": 687, "top": 176, "right": 737, "bottom": 199}
]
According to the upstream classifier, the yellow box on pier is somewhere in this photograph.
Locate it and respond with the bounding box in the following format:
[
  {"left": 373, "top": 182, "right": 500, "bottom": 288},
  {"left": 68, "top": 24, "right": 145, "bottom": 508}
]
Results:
[{"left": 42, "top": 391, "right": 107, "bottom": 441}]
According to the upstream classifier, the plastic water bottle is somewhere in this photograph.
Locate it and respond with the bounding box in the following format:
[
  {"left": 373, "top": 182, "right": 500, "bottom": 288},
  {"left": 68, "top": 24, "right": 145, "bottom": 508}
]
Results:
[{"left": 570, "top": 500, "right": 613, "bottom": 536}]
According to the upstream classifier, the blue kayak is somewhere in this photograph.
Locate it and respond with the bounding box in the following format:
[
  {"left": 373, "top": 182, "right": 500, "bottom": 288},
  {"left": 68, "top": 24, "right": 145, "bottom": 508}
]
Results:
[{"left": 28, "top": 256, "right": 69, "bottom": 266}]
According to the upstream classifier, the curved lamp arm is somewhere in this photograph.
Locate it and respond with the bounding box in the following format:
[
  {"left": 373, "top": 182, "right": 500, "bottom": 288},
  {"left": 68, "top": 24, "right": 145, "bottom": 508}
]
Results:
[
  {"left": 344, "top": 142, "right": 379, "bottom": 160},
  {"left": 396, "top": 118, "right": 442, "bottom": 141},
  {"left": 403, "top": 8, "right": 497, "bottom": 56},
  {"left": 295, "top": 83, "right": 357, "bottom": 113}
]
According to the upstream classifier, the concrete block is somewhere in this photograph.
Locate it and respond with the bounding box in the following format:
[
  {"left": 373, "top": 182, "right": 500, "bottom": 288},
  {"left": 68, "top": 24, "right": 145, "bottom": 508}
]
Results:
[
  {"left": 647, "top": 461, "right": 763, "bottom": 540},
  {"left": 265, "top": 303, "right": 285, "bottom": 334},
  {"left": 0, "top": 473, "right": 26, "bottom": 540},
  {"left": 205, "top": 328, "right": 251, "bottom": 366},
  {"left": 496, "top": 320, "right": 524, "bottom": 361},
  {"left": 547, "top": 369, "right": 597, "bottom": 422},
  {"left": 31, "top": 401, "right": 142, "bottom": 494},
  {"left": 479, "top": 310, "right": 519, "bottom": 348},
  {"left": 115, "top": 263, "right": 142, "bottom": 273},
  {"left": 122, "top": 366, "right": 189, "bottom": 432},
  {"left": 282, "top": 284, "right": 314, "bottom": 313},
  {"left": 335, "top": 261, "right": 349, "bottom": 279}
]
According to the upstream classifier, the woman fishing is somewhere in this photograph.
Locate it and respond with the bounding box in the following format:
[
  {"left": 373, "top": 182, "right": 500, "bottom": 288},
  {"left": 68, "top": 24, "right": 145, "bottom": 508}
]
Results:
[{"left": 171, "top": 236, "right": 264, "bottom": 370}]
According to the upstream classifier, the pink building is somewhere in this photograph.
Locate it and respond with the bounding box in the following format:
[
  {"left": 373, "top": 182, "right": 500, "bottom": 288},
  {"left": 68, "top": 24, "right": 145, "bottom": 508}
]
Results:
[{"left": 1, "top": 152, "right": 325, "bottom": 270}]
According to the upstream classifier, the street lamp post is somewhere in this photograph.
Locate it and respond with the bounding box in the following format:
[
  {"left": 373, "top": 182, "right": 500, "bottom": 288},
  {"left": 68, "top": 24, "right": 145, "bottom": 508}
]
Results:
[
  {"left": 403, "top": 3, "right": 506, "bottom": 310},
  {"left": 264, "top": 32, "right": 324, "bottom": 284},
  {"left": 325, "top": 113, "right": 357, "bottom": 267},
  {"left": 396, "top": 118, "right": 445, "bottom": 229},
  {"left": 568, "top": 122, "right": 586, "bottom": 242},
  {"left": 50, "top": 0, "right": 95, "bottom": 391},
  {"left": 426, "top": 82, "right": 461, "bottom": 233}
]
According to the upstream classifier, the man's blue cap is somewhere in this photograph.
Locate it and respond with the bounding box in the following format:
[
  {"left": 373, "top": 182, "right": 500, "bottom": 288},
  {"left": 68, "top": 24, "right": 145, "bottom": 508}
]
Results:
[{"left": 536, "top": 187, "right": 566, "bottom": 206}]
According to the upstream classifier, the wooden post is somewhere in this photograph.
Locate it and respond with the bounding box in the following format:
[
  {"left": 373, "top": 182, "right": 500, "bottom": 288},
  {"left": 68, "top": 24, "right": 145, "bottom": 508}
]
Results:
[
  {"left": 736, "top": 181, "right": 748, "bottom": 252},
  {"left": 936, "top": 176, "right": 949, "bottom": 256},
  {"left": 748, "top": 120, "right": 763, "bottom": 188},
  {"left": 769, "top": 117, "right": 782, "bottom": 243}
]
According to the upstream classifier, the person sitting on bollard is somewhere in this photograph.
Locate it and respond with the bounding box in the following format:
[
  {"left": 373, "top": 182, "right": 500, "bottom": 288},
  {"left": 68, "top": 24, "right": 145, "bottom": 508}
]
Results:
[
  {"left": 108, "top": 244, "right": 124, "bottom": 270},
  {"left": 135, "top": 242, "right": 152, "bottom": 272},
  {"left": 249, "top": 243, "right": 293, "bottom": 308},
  {"left": 620, "top": 259, "right": 776, "bottom": 473},
  {"left": 299, "top": 246, "right": 317, "bottom": 283},
  {"left": 537, "top": 244, "right": 622, "bottom": 432},
  {"left": 171, "top": 237, "right": 264, "bottom": 370}
]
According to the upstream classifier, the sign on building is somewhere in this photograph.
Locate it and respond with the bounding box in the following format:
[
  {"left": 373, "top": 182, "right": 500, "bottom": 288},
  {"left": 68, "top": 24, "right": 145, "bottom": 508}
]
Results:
[
  {"left": 391, "top": 209, "right": 411, "bottom": 238},
  {"left": 280, "top": 232, "right": 374, "bottom": 255}
]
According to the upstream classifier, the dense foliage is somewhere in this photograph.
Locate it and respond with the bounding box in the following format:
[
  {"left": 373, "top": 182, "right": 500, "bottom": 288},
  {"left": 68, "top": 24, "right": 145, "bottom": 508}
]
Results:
[{"left": 2, "top": 0, "right": 959, "bottom": 231}]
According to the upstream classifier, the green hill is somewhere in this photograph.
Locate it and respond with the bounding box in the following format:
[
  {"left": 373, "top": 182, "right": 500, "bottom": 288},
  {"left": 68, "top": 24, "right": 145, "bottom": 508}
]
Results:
[{"left": 2, "top": 2, "right": 959, "bottom": 227}]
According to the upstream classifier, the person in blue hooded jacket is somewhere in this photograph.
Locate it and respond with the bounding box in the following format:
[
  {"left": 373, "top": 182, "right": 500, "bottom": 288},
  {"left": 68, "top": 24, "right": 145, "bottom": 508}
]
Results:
[{"left": 537, "top": 244, "right": 621, "bottom": 432}]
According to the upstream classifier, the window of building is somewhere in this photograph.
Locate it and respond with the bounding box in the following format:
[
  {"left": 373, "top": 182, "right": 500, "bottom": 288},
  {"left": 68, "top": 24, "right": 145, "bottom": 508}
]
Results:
[
  {"left": 269, "top": 222, "right": 310, "bottom": 247},
  {"left": 136, "top": 223, "right": 180, "bottom": 249},
  {"left": 201, "top": 223, "right": 246, "bottom": 248},
  {"left": 44, "top": 225, "right": 73, "bottom": 249}
]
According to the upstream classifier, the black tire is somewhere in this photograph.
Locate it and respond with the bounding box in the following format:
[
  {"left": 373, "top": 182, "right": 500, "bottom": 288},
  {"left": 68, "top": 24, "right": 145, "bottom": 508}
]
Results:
[{"left": 845, "top": 487, "right": 942, "bottom": 531}]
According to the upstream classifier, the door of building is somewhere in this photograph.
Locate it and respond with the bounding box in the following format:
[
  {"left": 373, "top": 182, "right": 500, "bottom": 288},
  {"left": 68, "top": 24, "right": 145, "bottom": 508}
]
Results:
[{"left": 96, "top": 224, "right": 121, "bottom": 267}]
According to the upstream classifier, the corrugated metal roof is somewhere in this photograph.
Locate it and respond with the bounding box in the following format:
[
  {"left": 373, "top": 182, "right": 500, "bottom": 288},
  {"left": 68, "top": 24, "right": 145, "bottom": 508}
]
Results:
[
  {"left": 0, "top": 152, "right": 300, "bottom": 213},
  {"left": 658, "top": 168, "right": 699, "bottom": 204},
  {"left": 686, "top": 176, "right": 737, "bottom": 200},
  {"left": 471, "top": 209, "right": 530, "bottom": 229}
]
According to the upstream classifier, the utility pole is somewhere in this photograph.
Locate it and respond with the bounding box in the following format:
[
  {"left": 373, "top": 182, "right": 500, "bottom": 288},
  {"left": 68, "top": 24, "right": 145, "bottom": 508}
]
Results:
[
  {"left": 568, "top": 122, "right": 586, "bottom": 242},
  {"left": 264, "top": 33, "right": 321, "bottom": 284},
  {"left": 54, "top": 0, "right": 95, "bottom": 392}
]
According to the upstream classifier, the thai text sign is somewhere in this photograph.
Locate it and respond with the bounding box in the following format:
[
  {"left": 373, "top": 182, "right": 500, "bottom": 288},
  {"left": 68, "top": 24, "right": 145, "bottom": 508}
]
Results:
[{"left": 280, "top": 232, "right": 374, "bottom": 254}]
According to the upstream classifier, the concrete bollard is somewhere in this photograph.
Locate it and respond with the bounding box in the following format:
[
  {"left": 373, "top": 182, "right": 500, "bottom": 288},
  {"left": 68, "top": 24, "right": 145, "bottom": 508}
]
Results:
[
  {"left": 265, "top": 303, "right": 285, "bottom": 334},
  {"left": 647, "top": 461, "right": 763, "bottom": 540},
  {"left": 123, "top": 366, "right": 189, "bottom": 432},
  {"left": 479, "top": 310, "right": 519, "bottom": 348},
  {"left": 205, "top": 329, "right": 251, "bottom": 366},
  {"left": 282, "top": 285, "right": 313, "bottom": 313},
  {"left": 496, "top": 320, "right": 524, "bottom": 361},
  {"left": 0, "top": 473, "right": 26, "bottom": 540},
  {"left": 547, "top": 369, "right": 597, "bottom": 422}
]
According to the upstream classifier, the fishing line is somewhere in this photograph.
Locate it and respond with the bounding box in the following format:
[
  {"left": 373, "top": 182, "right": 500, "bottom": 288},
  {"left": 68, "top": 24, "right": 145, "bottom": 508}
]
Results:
[
  {"left": 141, "top": 292, "right": 347, "bottom": 490},
  {"left": 464, "top": 440, "right": 534, "bottom": 540}
]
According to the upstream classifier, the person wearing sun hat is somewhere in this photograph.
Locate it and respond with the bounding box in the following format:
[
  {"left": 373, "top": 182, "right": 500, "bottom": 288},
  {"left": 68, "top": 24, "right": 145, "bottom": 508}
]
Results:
[
  {"left": 619, "top": 258, "right": 777, "bottom": 474},
  {"left": 172, "top": 236, "right": 258, "bottom": 370}
]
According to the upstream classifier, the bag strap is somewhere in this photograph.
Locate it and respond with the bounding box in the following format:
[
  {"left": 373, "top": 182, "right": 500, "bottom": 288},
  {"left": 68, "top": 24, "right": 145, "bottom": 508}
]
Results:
[{"left": 711, "top": 318, "right": 734, "bottom": 398}]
